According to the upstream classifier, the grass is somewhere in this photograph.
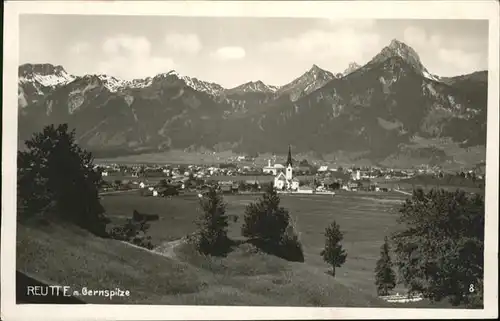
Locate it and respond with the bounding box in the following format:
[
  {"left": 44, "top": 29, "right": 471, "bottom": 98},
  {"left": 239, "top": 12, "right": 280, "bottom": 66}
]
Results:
[
  {"left": 102, "top": 191, "right": 409, "bottom": 297},
  {"left": 17, "top": 223, "right": 207, "bottom": 304},
  {"left": 17, "top": 221, "right": 389, "bottom": 306},
  {"left": 17, "top": 190, "right": 458, "bottom": 307}
]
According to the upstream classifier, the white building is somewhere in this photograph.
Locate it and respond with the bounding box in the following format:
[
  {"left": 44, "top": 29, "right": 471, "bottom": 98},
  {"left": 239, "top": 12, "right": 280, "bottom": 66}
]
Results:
[
  {"left": 263, "top": 159, "right": 285, "bottom": 175},
  {"left": 273, "top": 146, "right": 299, "bottom": 191},
  {"left": 318, "top": 166, "right": 329, "bottom": 172}
]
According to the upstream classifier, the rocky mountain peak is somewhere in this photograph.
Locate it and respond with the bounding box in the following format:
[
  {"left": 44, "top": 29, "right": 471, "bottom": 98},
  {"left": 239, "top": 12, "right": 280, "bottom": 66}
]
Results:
[
  {"left": 343, "top": 62, "right": 361, "bottom": 76},
  {"left": 227, "top": 80, "right": 277, "bottom": 94},
  {"left": 306, "top": 64, "right": 334, "bottom": 81},
  {"left": 19, "top": 63, "right": 69, "bottom": 78},
  {"left": 368, "top": 39, "right": 439, "bottom": 81}
]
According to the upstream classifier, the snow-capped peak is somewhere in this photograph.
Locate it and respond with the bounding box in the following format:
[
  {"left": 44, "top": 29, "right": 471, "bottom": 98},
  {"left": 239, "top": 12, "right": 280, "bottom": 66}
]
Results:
[
  {"left": 19, "top": 63, "right": 75, "bottom": 87},
  {"left": 227, "top": 80, "right": 278, "bottom": 94},
  {"left": 182, "top": 76, "right": 225, "bottom": 96},
  {"left": 152, "top": 70, "right": 225, "bottom": 96}
]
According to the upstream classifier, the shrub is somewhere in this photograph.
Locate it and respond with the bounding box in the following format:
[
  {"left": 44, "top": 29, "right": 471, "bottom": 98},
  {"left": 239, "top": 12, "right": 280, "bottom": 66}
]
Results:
[
  {"left": 109, "top": 210, "right": 154, "bottom": 250},
  {"left": 278, "top": 222, "right": 305, "bottom": 262}
]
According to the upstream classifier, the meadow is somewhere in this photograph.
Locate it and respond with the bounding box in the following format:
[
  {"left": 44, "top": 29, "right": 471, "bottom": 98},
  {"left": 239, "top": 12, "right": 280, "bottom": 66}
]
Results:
[
  {"left": 100, "top": 190, "right": 410, "bottom": 298},
  {"left": 18, "top": 189, "right": 457, "bottom": 307}
]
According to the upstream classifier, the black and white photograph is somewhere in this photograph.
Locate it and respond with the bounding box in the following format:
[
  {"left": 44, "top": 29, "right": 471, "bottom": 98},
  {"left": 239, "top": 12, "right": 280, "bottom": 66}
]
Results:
[{"left": 2, "top": 1, "right": 499, "bottom": 320}]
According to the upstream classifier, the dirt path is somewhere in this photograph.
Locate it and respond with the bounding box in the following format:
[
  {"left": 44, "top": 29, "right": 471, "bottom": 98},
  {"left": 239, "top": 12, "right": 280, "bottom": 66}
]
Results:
[
  {"left": 153, "top": 239, "right": 185, "bottom": 259},
  {"left": 393, "top": 189, "right": 412, "bottom": 196},
  {"left": 119, "top": 238, "right": 185, "bottom": 259},
  {"left": 100, "top": 189, "right": 140, "bottom": 196}
]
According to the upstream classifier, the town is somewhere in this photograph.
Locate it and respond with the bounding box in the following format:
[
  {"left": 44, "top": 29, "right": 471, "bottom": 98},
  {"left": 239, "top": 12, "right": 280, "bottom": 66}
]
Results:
[{"left": 96, "top": 148, "right": 485, "bottom": 197}]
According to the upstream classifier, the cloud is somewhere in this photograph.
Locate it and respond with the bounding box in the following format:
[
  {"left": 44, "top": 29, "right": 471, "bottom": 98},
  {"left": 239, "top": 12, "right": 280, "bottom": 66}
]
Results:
[
  {"left": 102, "top": 35, "right": 151, "bottom": 58},
  {"left": 68, "top": 41, "right": 91, "bottom": 55},
  {"left": 211, "top": 46, "right": 246, "bottom": 60},
  {"left": 165, "top": 33, "right": 202, "bottom": 55},
  {"left": 402, "top": 25, "right": 485, "bottom": 76},
  {"left": 98, "top": 35, "right": 175, "bottom": 79},
  {"left": 437, "top": 49, "right": 482, "bottom": 74},
  {"left": 259, "top": 27, "right": 380, "bottom": 64},
  {"left": 403, "top": 26, "right": 427, "bottom": 47}
]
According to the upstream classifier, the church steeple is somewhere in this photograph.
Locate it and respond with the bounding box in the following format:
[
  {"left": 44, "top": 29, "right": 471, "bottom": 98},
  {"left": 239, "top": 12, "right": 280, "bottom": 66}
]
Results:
[{"left": 286, "top": 145, "right": 293, "bottom": 167}]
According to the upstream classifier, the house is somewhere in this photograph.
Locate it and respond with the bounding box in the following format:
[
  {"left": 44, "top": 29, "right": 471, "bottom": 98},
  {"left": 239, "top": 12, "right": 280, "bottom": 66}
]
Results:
[
  {"left": 274, "top": 172, "right": 287, "bottom": 190},
  {"left": 139, "top": 182, "right": 146, "bottom": 189},
  {"left": 318, "top": 165, "right": 329, "bottom": 173},
  {"left": 220, "top": 185, "right": 233, "bottom": 194}
]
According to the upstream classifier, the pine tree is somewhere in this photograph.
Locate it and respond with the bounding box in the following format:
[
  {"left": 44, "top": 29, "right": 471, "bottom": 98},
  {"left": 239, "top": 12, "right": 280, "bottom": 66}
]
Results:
[
  {"left": 320, "top": 221, "right": 347, "bottom": 277},
  {"left": 194, "top": 186, "right": 230, "bottom": 256},
  {"left": 17, "top": 124, "right": 108, "bottom": 236},
  {"left": 241, "top": 184, "right": 290, "bottom": 244},
  {"left": 374, "top": 236, "right": 397, "bottom": 296},
  {"left": 241, "top": 184, "right": 304, "bottom": 261}
]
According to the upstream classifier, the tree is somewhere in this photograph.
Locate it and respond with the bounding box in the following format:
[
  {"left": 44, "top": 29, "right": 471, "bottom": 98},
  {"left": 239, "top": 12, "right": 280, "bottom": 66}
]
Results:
[
  {"left": 242, "top": 184, "right": 290, "bottom": 244},
  {"left": 392, "top": 188, "right": 484, "bottom": 307},
  {"left": 299, "top": 159, "right": 309, "bottom": 166},
  {"left": 114, "top": 179, "right": 122, "bottom": 188},
  {"left": 17, "top": 124, "right": 108, "bottom": 236},
  {"left": 193, "top": 187, "right": 230, "bottom": 256},
  {"left": 375, "top": 236, "right": 397, "bottom": 296},
  {"left": 241, "top": 184, "right": 303, "bottom": 261},
  {"left": 320, "top": 221, "right": 347, "bottom": 277},
  {"left": 109, "top": 210, "right": 154, "bottom": 250}
]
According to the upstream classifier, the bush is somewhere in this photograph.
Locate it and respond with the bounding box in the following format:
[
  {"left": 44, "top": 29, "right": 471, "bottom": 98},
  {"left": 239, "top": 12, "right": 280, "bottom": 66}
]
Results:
[
  {"left": 374, "top": 236, "right": 397, "bottom": 296},
  {"left": 17, "top": 124, "right": 108, "bottom": 236},
  {"left": 242, "top": 184, "right": 304, "bottom": 262},
  {"left": 278, "top": 222, "right": 305, "bottom": 262},
  {"left": 192, "top": 187, "right": 231, "bottom": 256},
  {"left": 109, "top": 210, "right": 154, "bottom": 250},
  {"left": 320, "top": 221, "right": 347, "bottom": 277},
  {"left": 392, "top": 188, "right": 484, "bottom": 307}
]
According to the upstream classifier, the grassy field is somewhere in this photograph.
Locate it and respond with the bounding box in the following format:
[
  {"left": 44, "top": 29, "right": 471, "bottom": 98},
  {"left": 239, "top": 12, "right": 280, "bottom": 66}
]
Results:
[
  {"left": 100, "top": 191, "right": 409, "bottom": 297},
  {"left": 17, "top": 190, "right": 457, "bottom": 307}
]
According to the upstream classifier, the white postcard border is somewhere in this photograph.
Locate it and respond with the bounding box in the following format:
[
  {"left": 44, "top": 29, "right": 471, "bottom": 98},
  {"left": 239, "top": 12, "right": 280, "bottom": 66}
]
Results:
[{"left": 2, "top": 1, "right": 498, "bottom": 320}]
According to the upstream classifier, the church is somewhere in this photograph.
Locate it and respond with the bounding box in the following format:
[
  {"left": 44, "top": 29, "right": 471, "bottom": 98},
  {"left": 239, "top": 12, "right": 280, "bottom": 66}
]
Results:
[{"left": 273, "top": 145, "right": 300, "bottom": 191}]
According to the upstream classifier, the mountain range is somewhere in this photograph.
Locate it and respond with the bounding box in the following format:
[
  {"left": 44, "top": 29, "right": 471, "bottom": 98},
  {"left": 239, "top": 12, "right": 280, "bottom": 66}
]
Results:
[{"left": 18, "top": 39, "right": 488, "bottom": 168}]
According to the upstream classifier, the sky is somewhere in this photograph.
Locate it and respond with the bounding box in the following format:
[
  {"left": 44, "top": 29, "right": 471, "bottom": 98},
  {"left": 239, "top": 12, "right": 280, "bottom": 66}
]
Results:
[{"left": 19, "top": 15, "right": 489, "bottom": 88}]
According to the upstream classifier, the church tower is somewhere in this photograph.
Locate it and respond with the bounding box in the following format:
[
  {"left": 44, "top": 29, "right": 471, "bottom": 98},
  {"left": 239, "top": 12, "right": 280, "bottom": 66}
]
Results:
[{"left": 286, "top": 145, "right": 293, "bottom": 181}]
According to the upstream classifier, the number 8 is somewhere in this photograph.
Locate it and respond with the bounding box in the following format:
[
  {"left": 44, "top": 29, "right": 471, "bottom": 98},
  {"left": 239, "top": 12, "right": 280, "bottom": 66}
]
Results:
[{"left": 469, "top": 284, "right": 475, "bottom": 293}]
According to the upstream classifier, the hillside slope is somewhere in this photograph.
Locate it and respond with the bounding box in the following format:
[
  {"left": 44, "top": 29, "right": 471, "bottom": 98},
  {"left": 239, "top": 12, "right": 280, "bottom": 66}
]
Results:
[{"left": 17, "top": 223, "right": 388, "bottom": 306}]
